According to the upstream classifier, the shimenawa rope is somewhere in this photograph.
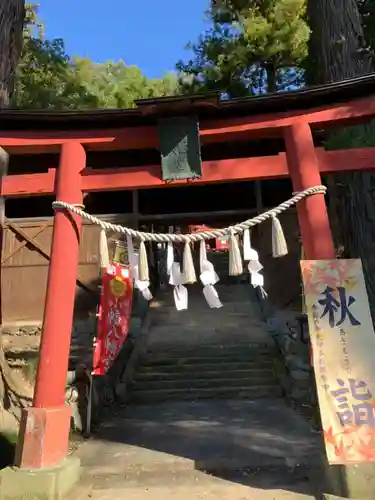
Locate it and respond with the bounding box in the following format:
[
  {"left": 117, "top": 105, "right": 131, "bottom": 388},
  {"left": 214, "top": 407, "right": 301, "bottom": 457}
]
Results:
[{"left": 52, "top": 185, "right": 326, "bottom": 242}]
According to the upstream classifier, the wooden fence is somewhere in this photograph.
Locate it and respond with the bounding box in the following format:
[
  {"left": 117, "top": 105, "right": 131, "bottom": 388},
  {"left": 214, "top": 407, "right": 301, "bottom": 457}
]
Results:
[{"left": 1, "top": 215, "right": 131, "bottom": 324}]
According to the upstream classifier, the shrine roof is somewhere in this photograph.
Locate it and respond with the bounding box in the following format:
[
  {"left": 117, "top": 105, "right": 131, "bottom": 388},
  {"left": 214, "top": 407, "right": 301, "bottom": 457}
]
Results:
[{"left": 1, "top": 73, "right": 375, "bottom": 131}]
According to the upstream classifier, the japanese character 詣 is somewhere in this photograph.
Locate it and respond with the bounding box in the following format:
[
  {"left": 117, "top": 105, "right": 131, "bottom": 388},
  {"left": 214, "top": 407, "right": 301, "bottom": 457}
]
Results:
[
  {"left": 318, "top": 286, "right": 361, "bottom": 328},
  {"left": 330, "top": 378, "right": 375, "bottom": 427}
]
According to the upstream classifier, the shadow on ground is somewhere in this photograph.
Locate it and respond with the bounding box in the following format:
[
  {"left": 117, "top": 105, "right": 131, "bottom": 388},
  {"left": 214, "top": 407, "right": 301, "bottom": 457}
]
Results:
[{"left": 75, "top": 399, "right": 330, "bottom": 498}]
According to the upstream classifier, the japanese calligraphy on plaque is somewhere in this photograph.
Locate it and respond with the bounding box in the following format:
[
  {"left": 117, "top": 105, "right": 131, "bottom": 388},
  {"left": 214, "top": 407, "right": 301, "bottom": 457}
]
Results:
[
  {"left": 93, "top": 263, "right": 133, "bottom": 376},
  {"left": 301, "top": 259, "right": 375, "bottom": 464},
  {"left": 157, "top": 116, "right": 202, "bottom": 181}
]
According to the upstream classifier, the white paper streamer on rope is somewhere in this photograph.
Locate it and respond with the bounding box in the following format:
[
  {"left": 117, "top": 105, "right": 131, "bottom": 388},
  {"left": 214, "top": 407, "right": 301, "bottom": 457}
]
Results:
[
  {"left": 199, "top": 240, "right": 222, "bottom": 308},
  {"left": 243, "top": 228, "right": 259, "bottom": 262},
  {"left": 126, "top": 235, "right": 153, "bottom": 300},
  {"left": 167, "top": 242, "right": 188, "bottom": 310},
  {"left": 243, "top": 236, "right": 267, "bottom": 297}
]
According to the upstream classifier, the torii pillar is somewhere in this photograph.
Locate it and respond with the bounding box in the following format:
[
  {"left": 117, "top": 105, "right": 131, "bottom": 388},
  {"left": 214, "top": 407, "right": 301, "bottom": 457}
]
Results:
[
  {"left": 15, "top": 142, "right": 86, "bottom": 470},
  {"left": 284, "top": 122, "right": 336, "bottom": 260}
]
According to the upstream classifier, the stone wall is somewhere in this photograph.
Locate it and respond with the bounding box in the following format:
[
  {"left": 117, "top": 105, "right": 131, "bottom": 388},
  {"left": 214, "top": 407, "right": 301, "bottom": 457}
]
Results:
[
  {"left": 259, "top": 304, "right": 318, "bottom": 410},
  {"left": 1, "top": 291, "right": 151, "bottom": 434}
]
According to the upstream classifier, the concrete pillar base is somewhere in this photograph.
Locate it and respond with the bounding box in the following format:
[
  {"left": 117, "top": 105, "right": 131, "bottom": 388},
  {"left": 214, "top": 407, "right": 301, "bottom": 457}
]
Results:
[
  {"left": 15, "top": 405, "right": 71, "bottom": 469},
  {"left": 0, "top": 456, "right": 80, "bottom": 500},
  {"left": 311, "top": 462, "right": 375, "bottom": 498}
]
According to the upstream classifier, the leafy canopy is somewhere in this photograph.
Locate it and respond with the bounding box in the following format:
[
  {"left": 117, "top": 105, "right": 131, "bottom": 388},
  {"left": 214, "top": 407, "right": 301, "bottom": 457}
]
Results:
[{"left": 177, "top": 0, "right": 310, "bottom": 96}]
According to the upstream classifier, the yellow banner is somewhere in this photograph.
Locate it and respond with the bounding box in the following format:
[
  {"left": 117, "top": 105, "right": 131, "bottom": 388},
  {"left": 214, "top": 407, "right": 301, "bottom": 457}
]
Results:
[{"left": 301, "top": 259, "right": 375, "bottom": 464}]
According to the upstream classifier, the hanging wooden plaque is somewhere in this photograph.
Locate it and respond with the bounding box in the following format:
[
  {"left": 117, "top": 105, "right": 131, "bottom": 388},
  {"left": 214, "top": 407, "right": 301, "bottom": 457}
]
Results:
[{"left": 157, "top": 116, "right": 202, "bottom": 181}]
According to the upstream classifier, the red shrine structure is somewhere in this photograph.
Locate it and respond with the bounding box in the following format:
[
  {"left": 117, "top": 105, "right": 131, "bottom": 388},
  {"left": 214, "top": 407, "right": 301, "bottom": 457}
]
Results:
[{"left": 2, "top": 74, "right": 375, "bottom": 474}]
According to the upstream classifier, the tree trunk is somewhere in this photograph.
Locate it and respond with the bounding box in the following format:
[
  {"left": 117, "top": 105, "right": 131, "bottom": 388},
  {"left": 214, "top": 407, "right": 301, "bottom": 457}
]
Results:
[
  {"left": 307, "top": 0, "right": 375, "bottom": 314},
  {"left": 265, "top": 63, "right": 277, "bottom": 93},
  {"left": 0, "top": 0, "right": 30, "bottom": 426},
  {"left": 0, "top": 0, "right": 25, "bottom": 106},
  {"left": 307, "top": 0, "right": 372, "bottom": 84}
]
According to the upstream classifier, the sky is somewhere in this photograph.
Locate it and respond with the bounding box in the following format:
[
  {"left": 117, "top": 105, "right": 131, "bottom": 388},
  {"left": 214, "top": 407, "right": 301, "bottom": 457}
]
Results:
[{"left": 39, "top": 0, "right": 210, "bottom": 79}]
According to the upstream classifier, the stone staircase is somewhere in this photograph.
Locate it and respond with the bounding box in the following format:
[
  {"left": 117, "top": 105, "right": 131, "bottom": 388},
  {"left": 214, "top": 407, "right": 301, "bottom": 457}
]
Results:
[{"left": 128, "top": 283, "right": 282, "bottom": 404}]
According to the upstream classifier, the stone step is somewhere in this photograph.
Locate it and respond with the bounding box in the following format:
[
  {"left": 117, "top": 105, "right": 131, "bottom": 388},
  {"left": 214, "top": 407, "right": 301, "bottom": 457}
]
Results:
[
  {"left": 132, "top": 375, "right": 277, "bottom": 391},
  {"left": 149, "top": 322, "right": 261, "bottom": 333},
  {"left": 147, "top": 325, "right": 265, "bottom": 337},
  {"left": 139, "top": 352, "right": 275, "bottom": 367},
  {"left": 151, "top": 309, "right": 260, "bottom": 320},
  {"left": 146, "top": 339, "right": 270, "bottom": 350},
  {"left": 151, "top": 306, "right": 259, "bottom": 316},
  {"left": 142, "top": 345, "right": 275, "bottom": 357},
  {"left": 151, "top": 312, "right": 261, "bottom": 325},
  {"left": 134, "top": 367, "right": 274, "bottom": 382},
  {"left": 150, "top": 323, "right": 262, "bottom": 334},
  {"left": 129, "top": 385, "right": 283, "bottom": 404},
  {"left": 145, "top": 342, "right": 272, "bottom": 355},
  {"left": 137, "top": 360, "right": 274, "bottom": 373}
]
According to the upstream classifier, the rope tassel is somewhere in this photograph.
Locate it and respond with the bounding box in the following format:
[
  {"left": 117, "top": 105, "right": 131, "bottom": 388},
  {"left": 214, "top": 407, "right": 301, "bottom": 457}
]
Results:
[
  {"left": 126, "top": 235, "right": 152, "bottom": 300},
  {"left": 182, "top": 241, "right": 197, "bottom": 284},
  {"left": 138, "top": 240, "right": 150, "bottom": 281},
  {"left": 99, "top": 229, "right": 110, "bottom": 270},
  {"left": 229, "top": 231, "right": 243, "bottom": 276},
  {"left": 271, "top": 215, "right": 288, "bottom": 258}
]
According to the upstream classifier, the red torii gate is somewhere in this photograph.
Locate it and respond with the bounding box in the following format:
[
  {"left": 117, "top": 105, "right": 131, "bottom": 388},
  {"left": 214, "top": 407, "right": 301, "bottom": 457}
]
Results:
[{"left": 2, "top": 76, "right": 375, "bottom": 472}]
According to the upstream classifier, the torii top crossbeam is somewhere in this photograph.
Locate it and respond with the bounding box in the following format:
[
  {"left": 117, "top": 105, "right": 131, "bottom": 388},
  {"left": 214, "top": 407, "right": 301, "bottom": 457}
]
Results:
[{"left": 2, "top": 74, "right": 375, "bottom": 198}]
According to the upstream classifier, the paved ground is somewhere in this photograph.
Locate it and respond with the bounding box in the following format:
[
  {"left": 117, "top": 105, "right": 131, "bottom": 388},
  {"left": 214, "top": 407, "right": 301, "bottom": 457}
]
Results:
[
  {"left": 72, "top": 471, "right": 320, "bottom": 500},
  {"left": 70, "top": 399, "right": 326, "bottom": 499}
]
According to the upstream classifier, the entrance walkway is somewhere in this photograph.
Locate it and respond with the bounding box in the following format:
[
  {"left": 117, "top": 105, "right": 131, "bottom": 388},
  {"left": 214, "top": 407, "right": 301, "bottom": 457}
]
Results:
[
  {"left": 70, "top": 281, "right": 325, "bottom": 499},
  {"left": 70, "top": 399, "right": 324, "bottom": 499}
]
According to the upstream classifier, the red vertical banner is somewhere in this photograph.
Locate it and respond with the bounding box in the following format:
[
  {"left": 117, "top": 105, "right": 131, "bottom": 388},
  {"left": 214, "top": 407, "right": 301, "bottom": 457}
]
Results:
[{"left": 93, "top": 263, "right": 133, "bottom": 375}]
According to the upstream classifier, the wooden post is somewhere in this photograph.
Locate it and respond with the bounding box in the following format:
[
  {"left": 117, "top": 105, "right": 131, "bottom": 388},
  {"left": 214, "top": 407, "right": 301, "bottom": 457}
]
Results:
[
  {"left": 15, "top": 142, "right": 86, "bottom": 469},
  {"left": 0, "top": 147, "right": 8, "bottom": 324},
  {"left": 132, "top": 189, "right": 139, "bottom": 229},
  {"left": 254, "top": 180, "right": 264, "bottom": 252},
  {"left": 284, "top": 123, "right": 335, "bottom": 260}
]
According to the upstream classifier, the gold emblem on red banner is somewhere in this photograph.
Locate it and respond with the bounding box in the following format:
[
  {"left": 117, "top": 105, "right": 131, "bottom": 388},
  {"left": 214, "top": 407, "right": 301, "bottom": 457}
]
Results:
[{"left": 110, "top": 276, "right": 127, "bottom": 297}]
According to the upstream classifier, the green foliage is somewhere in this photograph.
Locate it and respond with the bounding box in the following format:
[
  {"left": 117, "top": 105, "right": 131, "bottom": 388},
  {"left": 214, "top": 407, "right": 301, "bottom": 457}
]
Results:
[
  {"left": 72, "top": 58, "right": 179, "bottom": 109},
  {"left": 12, "top": 4, "right": 180, "bottom": 110},
  {"left": 13, "top": 38, "right": 99, "bottom": 109},
  {"left": 358, "top": 0, "right": 375, "bottom": 57},
  {"left": 177, "top": 0, "right": 309, "bottom": 96}
]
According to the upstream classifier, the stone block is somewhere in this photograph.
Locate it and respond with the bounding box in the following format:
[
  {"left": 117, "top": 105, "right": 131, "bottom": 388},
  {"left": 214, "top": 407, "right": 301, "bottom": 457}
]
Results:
[
  {"left": 0, "top": 457, "right": 80, "bottom": 500},
  {"left": 285, "top": 354, "right": 310, "bottom": 371},
  {"left": 319, "top": 463, "right": 375, "bottom": 499}
]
